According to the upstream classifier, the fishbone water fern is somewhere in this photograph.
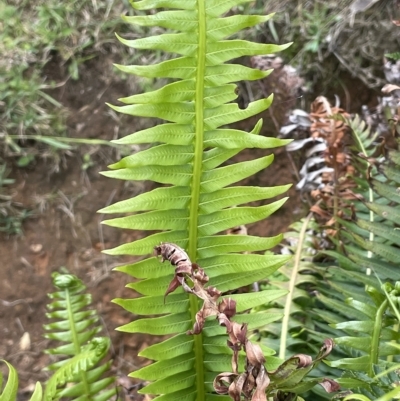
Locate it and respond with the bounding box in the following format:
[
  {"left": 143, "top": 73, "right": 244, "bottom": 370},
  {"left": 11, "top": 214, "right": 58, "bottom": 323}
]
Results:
[
  {"left": 274, "top": 113, "right": 400, "bottom": 399},
  {"left": 322, "top": 118, "right": 400, "bottom": 395},
  {"left": 321, "top": 117, "right": 400, "bottom": 395},
  {"left": 0, "top": 272, "right": 114, "bottom": 401},
  {"left": 43, "top": 272, "right": 115, "bottom": 400},
  {"left": 99, "top": 1, "right": 297, "bottom": 400}
]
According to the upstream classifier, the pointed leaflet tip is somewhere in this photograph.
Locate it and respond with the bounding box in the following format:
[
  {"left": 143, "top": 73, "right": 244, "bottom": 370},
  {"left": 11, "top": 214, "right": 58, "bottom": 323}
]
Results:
[
  {"left": 279, "top": 42, "right": 293, "bottom": 51},
  {"left": 99, "top": 170, "right": 107, "bottom": 177},
  {"left": 251, "top": 118, "right": 263, "bottom": 135},
  {"left": 105, "top": 102, "right": 118, "bottom": 112}
]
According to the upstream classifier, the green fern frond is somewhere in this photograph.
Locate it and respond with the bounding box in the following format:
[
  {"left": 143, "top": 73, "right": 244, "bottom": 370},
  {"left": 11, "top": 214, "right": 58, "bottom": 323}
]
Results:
[
  {"left": 0, "top": 362, "right": 40, "bottom": 401},
  {"left": 346, "top": 115, "right": 380, "bottom": 159},
  {"left": 338, "top": 117, "right": 400, "bottom": 277},
  {"left": 308, "top": 122, "right": 400, "bottom": 394},
  {"left": 0, "top": 360, "right": 18, "bottom": 401},
  {"left": 103, "top": 1, "right": 292, "bottom": 400},
  {"left": 259, "top": 214, "right": 319, "bottom": 359},
  {"left": 44, "top": 338, "right": 111, "bottom": 401},
  {"left": 44, "top": 272, "right": 115, "bottom": 401},
  {"left": 324, "top": 285, "right": 400, "bottom": 373},
  {"left": 338, "top": 365, "right": 400, "bottom": 400},
  {"left": 1, "top": 344, "right": 111, "bottom": 401},
  {"left": 277, "top": 252, "right": 400, "bottom": 396},
  {"left": 260, "top": 115, "right": 400, "bottom": 399}
]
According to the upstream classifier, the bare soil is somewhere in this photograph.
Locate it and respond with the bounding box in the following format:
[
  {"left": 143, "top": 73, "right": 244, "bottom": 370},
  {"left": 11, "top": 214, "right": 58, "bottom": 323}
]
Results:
[{"left": 0, "top": 56, "right": 301, "bottom": 399}]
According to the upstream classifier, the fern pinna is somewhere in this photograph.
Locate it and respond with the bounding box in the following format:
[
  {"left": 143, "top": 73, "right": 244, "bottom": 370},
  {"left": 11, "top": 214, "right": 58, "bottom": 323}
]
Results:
[{"left": 101, "top": 1, "right": 293, "bottom": 400}]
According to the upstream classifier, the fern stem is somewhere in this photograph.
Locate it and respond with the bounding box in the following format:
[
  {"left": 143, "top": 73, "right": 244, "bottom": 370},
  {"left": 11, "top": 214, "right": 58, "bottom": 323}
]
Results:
[
  {"left": 351, "top": 125, "right": 375, "bottom": 273},
  {"left": 369, "top": 299, "right": 388, "bottom": 377},
  {"left": 332, "top": 148, "right": 340, "bottom": 235},
  {"left": 387, "top": 322, "right": 399, "bottom": 363},
  {"left": 65, "top": 289, "right": 91, "bottom": 398},
  {"left": 188, "top": 5, "right": 206, "bottom": 256},
  {"left": 188, "top": 1, "right": 207, "bottom": 399},
  {"left": 279, "top": 212, "right": 313, "bottom": 360},
  {"left": 366, "top": 187, "right": 374, "bottom": 275}
]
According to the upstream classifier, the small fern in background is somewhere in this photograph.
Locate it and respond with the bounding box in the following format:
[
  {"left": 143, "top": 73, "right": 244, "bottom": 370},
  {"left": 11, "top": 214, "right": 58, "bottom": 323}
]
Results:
[
  {"left": 44, "top": 272, "right": 115, "bottom": 400},
  {"left": 0, "top": 272, "right": 115, "bottom": 401}
]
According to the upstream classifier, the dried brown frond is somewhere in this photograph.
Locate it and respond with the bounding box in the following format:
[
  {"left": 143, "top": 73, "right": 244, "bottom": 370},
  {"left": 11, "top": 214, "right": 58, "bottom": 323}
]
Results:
[
  {"left": 285, "top": 96, "right": 366, "bottom": 234},
  {"left": 310, "top": 96, "right": 349, "bottom": 149}
]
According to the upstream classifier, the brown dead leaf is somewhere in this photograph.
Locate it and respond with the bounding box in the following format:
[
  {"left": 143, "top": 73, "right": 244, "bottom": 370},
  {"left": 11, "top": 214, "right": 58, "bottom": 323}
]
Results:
[{"left": 252, "top": 367, "right": 270, "bottom": 401}]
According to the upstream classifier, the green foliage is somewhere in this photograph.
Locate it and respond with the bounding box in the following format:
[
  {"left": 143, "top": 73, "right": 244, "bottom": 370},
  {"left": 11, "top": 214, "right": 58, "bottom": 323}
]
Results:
[
  {"left": 43, "top": 271, "right": 115, "bottom": 400},
  {"left": 0, "top": 338, "right": 111, "bottom": 401},
  {"left": 321, "top": 119, "right": 400, "bottom": 396},
  {"left": 259, "top": 114, "right": 400, "bottom": 400},
  {"left": 101, "top": 0, "right": 297, "bottom": 400},
  {"left": 0, "top": 1, "right": 66, "bottom": 159},
  {"left": 0, "top": 272, "right": 114, "bottom": 400},
  {"left": 44, "top": 338, "right": 112, "bottom": 401},
  {"left": 330, "top": 115, "right": 399, "bottom": 282},
  {"left": 0, "top": 360, "right": 20, "bottom": 401},
  {"left": 0, "top": 163, "right": 32, "bottom": 235},
  {"left": 0, "top": 0, "right": 131, "bottom": 163},
  {"left": 0, "top": 0, "right": 144, "bottom": 233},
  {"left": 257, "top": 216, "right": 347, "bottom": 400},
  {"left": 314, "top": 123, "right": 400, "bottom": 397},
  {"left": 341, "top": 366, "right": 400, "bottom": 400},
  {"left": 260, "top": 214, "right": 320, "bottom": 354},
  {"left": 385, "top": 52, "right": 400, "bottom": 61}
]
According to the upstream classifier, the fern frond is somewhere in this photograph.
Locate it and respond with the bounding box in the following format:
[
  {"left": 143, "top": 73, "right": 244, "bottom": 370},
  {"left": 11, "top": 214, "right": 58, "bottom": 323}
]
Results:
[
  {"left": 0, "top": 360, "right": 18, "bottom": 401},
  {"left": 338, "top": 366, "right": 400, "bottom": 400},
  {"left": 44, "top": 272, "right": 115, "bottom": 401},
  {"left": 274, "top": 213, "right": 317, "bottom": 360},
  {"left": 339, "top": 117, "right": 400, "bottom": 277},
  {"left": 309, "top": 122, "right": 400, "bottom": 393},
  {"left": 261, "top": 114, "right": 400, "bottom": 399},
  {"left": 103, "top": 1, "right": 292, "bottom": 400},
  {"left": 0, "top": 361, "right": 41, "bottom": 401},
  {"left": 44, "top": 338, "right": 111, "bottom": 401}
]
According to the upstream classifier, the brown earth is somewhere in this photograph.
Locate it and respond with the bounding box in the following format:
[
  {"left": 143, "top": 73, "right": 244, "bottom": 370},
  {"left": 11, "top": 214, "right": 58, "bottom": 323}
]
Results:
[{"left": 0, "top": 56, "right": 302, "bottom": 399}]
